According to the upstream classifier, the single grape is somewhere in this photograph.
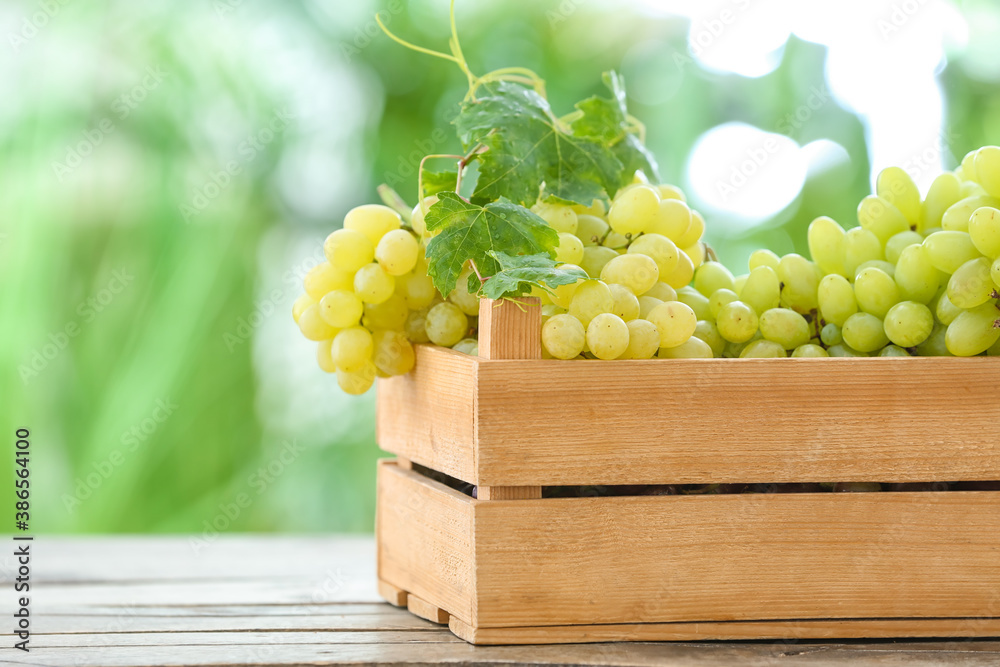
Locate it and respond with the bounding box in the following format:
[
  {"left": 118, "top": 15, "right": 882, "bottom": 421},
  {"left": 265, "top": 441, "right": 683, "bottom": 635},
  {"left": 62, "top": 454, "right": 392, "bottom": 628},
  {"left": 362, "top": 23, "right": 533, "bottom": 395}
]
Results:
[
  {"left": 827, "top": 344, "right": 867, "bottom": 357},
  {"left": 759, "top": 308, "right": 811, "bottom": 350},
  {"left": 884, "top": 230, "right": 924, "bottom": 265},
  {"left": 320, "top": 290, "right": 364, "bottom": 328},
  {"left": 337, "top": 361, "right": 376, "bottom": 395},
  {"left": 608, "top": 283, "right": 640, "bottom": 321},
  {"left": 555, "top": 232, "right": 585, "bottom": 264},
  {"left": 878, "top": 345, "right": 911, "bottom": 357},
  {"left": 739, "top": 340, "right": 786, "bottom": 358},
  {"left": 580, "top": 245, "right": 619, "bottom": 278},
  {"left": 405, "top": 309, "right": 431, "bottom": 344},
  {"left": 947, "top": 257, "right": 994, "bottom": 308},
  {"left": 820, "top": 323, "right": 843, "bottom": 347},
  {"left": 325, "top": 228, "right": 375, "bottom": 272},
  {"left": 569, "top": 280, "right": 615, "bottom": 327},
  {"left": 601, "top": 253, "right": 659, "bottom": 295},
  {"left": 693, "top": 261, "right": 735, "bottom": 297},
  {"left": 375, "top": 229, "right": 419, "bottom": 276},
  {"left": 647, "top": 301, "right": 698, "bottom": 348},
  {"left": 777, "top": 254, "right": 820, "bottom": 313},
  {"left": 661, "top": 250, "right": 695, "bottom": 288},
  {"left": 923, "top": 172, "right": 962, "bottom": 231},
  {"left": 628, "top": 233, "right": 679, "bottom": 276},
  {"left": 292, "top": 293, "right": 316, "bottom": 324},
  {"left": 332, "top": 327, "right": 374, "bottom": 373},
  {"left": 677, "top": 210, "right": 706, "bottom": 248},
  {"left": 968, "top": 206, "right": 1000, "bottom": 258},
  {"left": 715, "top": 300, "right": 759, "bottom": 343},
  {"left": 993, "top": 257, "right": 1000, "bottom": 288},
  {"left": 396, "top": 271, "right": 437, "bottom": 310},
  {"left": 304, "top": 262, "right": 353, "bottom": 300},
  {"left": 817, "top": 274, "right": 857, "bottom": 327},
  {"left": 709, "top": 288, "right": 739, "bottom": 319},
  {"left": 935, "top": 290, "right": 964, "bottom": 325},
  {"left": 807, "top": 216, "right": 847, "bottom": 276},
  {"left": 974, "top": 146, "right": 1000, "bottom": 197},
  {"left": 452, "top": 338, "right": 479, "bottom": 356},
  {"left": 409, "top": 196, "right": 438, "bottom": 237},
  {"left": 608, "top": 184, "right": 659, "bottom": 235},
  {"left": 958, "top": 149, "right": 980, "bottom": 181},
  {"left": 316, "top": 340, "right": 337, "bottom": 373},
  {"left": 298, "top": 303, "right": 339, "bottom": 341},
  {"left": 843, "top": 227, "right": 884, "bottom": 277},
  {"left": 741, "top": 265, "right": 781, "bottom": 315},
  {"left": 883, "top": 301, "right": 934, "bottom": 348},
  {"left": 791, "top": 343, "right": 829, "bottom": 357},
  {"left": 693, "top": 319, "right": 726, "bottom": 356},
  {"left": 942, "top": 195, "right": 998, "bottom": 232},
  {"left": 945, "top": 301, "right": 1000, "bottom": 356},
  {"left": 841, "top": 312, "right": 890, "bottom": 353},
  {"left": 542, "top": 313, "right": 586, "bottom": 359},
  {"left": 858, "top": 195, "right": 909, "bottom": 245},
  {"left": 637, "top": 296, "right": 663, "bottom": 319},
  {"left": 682, "top": 242, "right": 705, "bottom": 269},
  {"left": 372, "top": 330, "right": 416, "bottom": 376},
  {"left": 549, "top": 264, "right": 586, "bottom": 308},
  {"left": 656, "top": 184, "right": 686, "bottom": 201},
  {"left": 586, "top": 313, "right": 630, "bottom": 360},
  {"left": 532, "top": 202, "right": 578, "bottom": 234},
  {"left": 643, "top": 282, "right": 678, "bottom": 301},
  {"left": 922, "top": 231, "right": 982, "bottom": 274},
  {"left": 425, "top": 302, "right": 468, "bottom": 347},
  {"left": 362, "top": 294, "right": 408, "bottom": 331},
  {"left": 659, "top": 336, "right": 713, "bottom": 358},
  {"left": 876, "top": 166, "right": 922, "bottom": 227},
  {"left": 344, "top": 204, "right": 401, "bottom": 245},
  {"left": 447, "top": 266, "right": 482, "bottom": 316},
  {"left": 732, "top": 273, "right": 748, "bottom": 294},
  {"left": 894, "top": 244, "right": 940, "bottom": 304},
  {"left": 854, "top": 267, "right": 900, "bottom": 318},
  {"left": 646, "top": 198, "right": 690, "bottom": 241},
  {"left": 619, "top": 319, "right": 660, "bottom": 359},
  {"left": 676, "top": 286, "right": 711, "bottom": 320},
  {"left": 915, "top": 323, "right": 952, "bottom": 356},
  {"left": 571, "top": 199, "right": 607, "bottom": 218},
  {"left": 748, "top": 249, "right": 780, "bottom": 271},
  {"left": 575, "top": 215, "right": 610, "bottom": 246}
]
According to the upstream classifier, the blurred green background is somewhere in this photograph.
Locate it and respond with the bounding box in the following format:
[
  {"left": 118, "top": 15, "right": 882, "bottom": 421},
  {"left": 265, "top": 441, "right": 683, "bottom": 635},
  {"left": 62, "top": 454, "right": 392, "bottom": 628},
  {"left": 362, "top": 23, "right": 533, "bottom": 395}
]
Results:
[{"left": 2, "top": 0, "right": 997, "bottom": 534}]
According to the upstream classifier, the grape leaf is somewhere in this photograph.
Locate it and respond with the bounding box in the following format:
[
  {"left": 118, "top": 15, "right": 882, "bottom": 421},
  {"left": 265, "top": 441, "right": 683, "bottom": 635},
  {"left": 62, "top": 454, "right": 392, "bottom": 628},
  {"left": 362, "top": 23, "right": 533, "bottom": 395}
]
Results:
[
  {"left": 454, "top": 82, "right": 623, "bottom": 207},
  {"left": 423, "top": 192, "right": 559, "bottom": 296},
  {"left": 480, "top": 251, "right": 588, "bottom": 300},
  {"left": 421, "top": 170, "right": 458, "bottom": 197}
]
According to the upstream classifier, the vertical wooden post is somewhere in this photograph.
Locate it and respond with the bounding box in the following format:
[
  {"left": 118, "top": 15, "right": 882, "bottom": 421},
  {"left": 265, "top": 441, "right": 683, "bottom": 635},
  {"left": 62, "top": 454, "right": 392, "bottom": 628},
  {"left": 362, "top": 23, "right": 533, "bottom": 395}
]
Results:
[{"left": 476, "top": 297, "right": 543, "bottom": 500}]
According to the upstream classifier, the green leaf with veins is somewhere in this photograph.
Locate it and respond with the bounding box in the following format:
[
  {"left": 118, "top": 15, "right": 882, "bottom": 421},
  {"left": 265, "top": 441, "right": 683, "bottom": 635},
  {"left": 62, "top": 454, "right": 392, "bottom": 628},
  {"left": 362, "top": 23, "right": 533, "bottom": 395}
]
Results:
[
  {"left": 423, "top": 192, "right": 559, "bottom": 296},
  {"left": 421, "top": 170, "right": 459, "bottom": 197},
  {"left": 480, "top": 251, "right": 588, "bottom": 300},
  {"left": 454, "top": 82, "right": 623, "bottom": 207}
]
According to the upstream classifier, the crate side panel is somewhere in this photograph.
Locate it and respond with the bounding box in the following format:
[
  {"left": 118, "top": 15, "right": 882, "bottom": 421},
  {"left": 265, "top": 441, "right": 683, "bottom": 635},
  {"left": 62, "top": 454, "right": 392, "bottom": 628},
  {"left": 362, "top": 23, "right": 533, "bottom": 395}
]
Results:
[
  {"left": 376, "top": 461, "right": 476, "bottom": 624},
  {"left": 473, "top": 491, "right": 1000, "bottom": 628},
  {"left": 476, "top": 357, "right": 1000, "bottom": 485},
  {"left": 376, "top": 346, "right": 477, "bottom": 484}
]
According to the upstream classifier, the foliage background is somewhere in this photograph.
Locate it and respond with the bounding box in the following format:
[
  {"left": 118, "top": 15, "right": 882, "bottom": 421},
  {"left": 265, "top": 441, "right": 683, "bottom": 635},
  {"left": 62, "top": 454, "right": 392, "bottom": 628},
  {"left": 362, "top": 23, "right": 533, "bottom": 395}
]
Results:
[{"left": 1, "top": 0, "right": 997, "bottom": 534}]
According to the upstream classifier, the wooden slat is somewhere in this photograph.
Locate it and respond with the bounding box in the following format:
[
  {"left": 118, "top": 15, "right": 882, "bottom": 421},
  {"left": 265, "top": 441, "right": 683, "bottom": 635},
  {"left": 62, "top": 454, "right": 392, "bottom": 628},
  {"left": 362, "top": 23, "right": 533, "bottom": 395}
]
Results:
[
  {"left": 477, "top": 297, "right": 542, "bottom": 360},
  {"left": 450, "top": 616, "right": 1000, "bottom": 645},
  {"left": 472, "top": 491, "right": 1000, "bottom": 628},
  {"left": 478, "top": 486, "right": 543, "bottom": 500},
  {"left": 408, "top": 593, "right": 450, "bottom": 624},
  {"left": 375, "top": 346, "right": 478, "bottom": 484},
  {"left": 378, "top": 579, "right": 407, "bottom": 607},
  {"left": 376, "top": 460, "right": 476, "bottom": 626},
  {"left": 474, "top": 356, "right": 1000, "bottom": 485}
]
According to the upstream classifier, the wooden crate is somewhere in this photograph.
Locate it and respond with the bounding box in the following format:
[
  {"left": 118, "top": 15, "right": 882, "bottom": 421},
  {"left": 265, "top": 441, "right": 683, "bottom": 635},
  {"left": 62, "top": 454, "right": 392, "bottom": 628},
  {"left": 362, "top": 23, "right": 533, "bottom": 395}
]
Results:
[{"left": 375, "top": 298, "right": 1000, "bottom": 644}]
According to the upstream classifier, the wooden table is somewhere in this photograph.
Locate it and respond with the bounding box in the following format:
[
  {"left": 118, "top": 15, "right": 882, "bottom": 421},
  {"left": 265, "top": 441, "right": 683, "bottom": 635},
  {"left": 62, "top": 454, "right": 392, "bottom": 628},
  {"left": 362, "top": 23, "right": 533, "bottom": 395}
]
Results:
[{"left": 5, "top": 537, "right": 999, "bottom": 666}]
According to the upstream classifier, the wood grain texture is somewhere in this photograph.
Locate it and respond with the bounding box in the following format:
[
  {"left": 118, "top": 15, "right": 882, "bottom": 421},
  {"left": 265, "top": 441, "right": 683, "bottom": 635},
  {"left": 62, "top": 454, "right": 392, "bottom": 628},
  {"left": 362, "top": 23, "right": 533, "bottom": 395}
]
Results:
[
  {"left": 474, "top": 356, "right": 1000, "bottom": 485},
  {"left": 377, "top": 579, "right": 407, "bottom": 607},
  {"left": 407, "top": 592, "right": 450, "bottom": 624},
  {"left": 376, "top": 460, "right": 476, "bottom": 626},
  {"left": 477, "top": 297, "right": 542, "bottom": 360},
  {"left": 375, "top": 345, "right": 478, "bottom": 483},
  {"left": 477, "top": 485, "right": 542, "bottom": 500}
]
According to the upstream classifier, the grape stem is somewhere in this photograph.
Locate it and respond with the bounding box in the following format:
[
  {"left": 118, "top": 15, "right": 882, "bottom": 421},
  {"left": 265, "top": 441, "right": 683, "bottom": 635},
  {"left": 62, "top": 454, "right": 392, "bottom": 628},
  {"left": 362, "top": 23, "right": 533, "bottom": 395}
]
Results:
[{"left": 417, "top": 154, "right": 465, "bottom": 209}]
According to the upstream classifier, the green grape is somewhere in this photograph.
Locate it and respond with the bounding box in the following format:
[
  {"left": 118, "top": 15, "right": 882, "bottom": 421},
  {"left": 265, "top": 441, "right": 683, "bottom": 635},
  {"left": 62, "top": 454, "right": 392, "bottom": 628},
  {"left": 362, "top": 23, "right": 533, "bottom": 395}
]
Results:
[
  {"left": 647, "top": 301, "right": 698, "bottom": 348},
  {"left": 603, "top": 231, "right": 630, "bottom": 249},
  {"left": 820, "top": 323, "right": 842, "bottom": 346},
  {"left": 555, "top": 233, "right": 585, "bottom": 264},
  {"left": 739, "top": 339, "right": 786, "bottom": 358},
  {"left": 316, "top": 340, "right": 337, "bottom": 373},
  {"left": 827, "top": 344, "right": 867, "bottom": 357},
  {"left": 354, "top": 263, "right": 395, "bottom": 304},
  {"left": 715, "top": 300, "right": 759, "bottom": 343},
  {"left": 580, "top": 246, "right": 619, "bottom": 279},
  {"left": 878, "top": 345, "right": 911, "bottom": 357},
  {"left": 396, "top": 271, "right": 436, "bottom": 310},
  {"left": 676, "top": 286, "right": 711, "bottom": 320},
  {"left": 841, "top": 312, "right": 889, "bottom": 352},
  {"left": 693, "top": 261, "right": 735, "bottom": 297},
  {"left": 573, "top": 198, "right": 607, "bottom": 217},
  {"left": 884, "top": 230, "right": 923, "bottom": 265},
  {"left": 569, "top": 280, "right": 615, "bottom": 327},
  {"left": 304, "top": 262, "right": 353, "bottom": 300},
  {"left": 298, "top": 303, "right": 339, "bottom": 341},
  {"left": 946, "top": 301, "right": 1000, "bottom": 356},
  {"left": 922, "top": 231, "right": 982, "bottom": 274},
  {"left": 858, "top": 195, "right": 910, "bottom": 244},
  {"left": 843, "top": 228, "right": 884, "bottom": 276},
  {"left": 542, "top": 314, "right": 586, "bottom": 359},
  {"left": 532, "top": 202, "right": 578, "bottom": 234},
  {"left": 452, "top": 338, "right": 479, "bottom": 356},
  {"left": 894, "top": 244, "right": 940, "bottom": 303},
  {"left": 448, "top": 267, "right": 481, "bottom": 315},
  {"left": 935, "top": 290, "right": 964, "bottom": 326},
  {"left": 608, "top": 184, "right": 659, "bottom": 235},
  {"left": 601, "top": 253, "right": 659, "bottom": 295},
  {"left": 709, "top": 288, "right": 739, "bottom": 319},
  {"left": 619, "top": 319, "right": 659, "bottom": 359},
  {"left": 375, "top": 229, "right": 420, "bottom": 276},
  {"left": 627, "top": 233, "right": 679, "bottom": 276},
  {"left": 758, "top": 308, "right": 811, "bottom": 349},
  {"left": 854, "top": 267, "right": 900, "bottom": 318},
  {"left": 292, "top": 293, "right": 316, "bottom": 325},
  {"left": 320, "top": 289, "right": 364, "bottom": 328},
  {"left": 643, "top": 282, "right": 678, "bottom": 301},
  {"left": 677, "top": 210, "right": 706, "bottom": 248},
  {"left": 637, "top": 296, "right": 663, "bottom": 319},
  {"left": 608, "top": 283, "right": 640, "bottom": 321},
  {"left": 974, "top": 145, "right": 1000, "bottom": 197},
  {"left": 807, "top": 216, "right": 847, "bottom": 276},
  {"left": 722, "top": 335, "right": 757, "bottom": 358},
  {"left": 740, "top": 265, "right": 781, "bottom": 315},
  {"left": 854, "top": 260, "right": 896, "bottom": 279},
  {"left": 344, "top": 204, "right": 401, "bottom": 245},
  {"left": 959, "top": 149, "right": 980, "bottom": 181},
  {"left": 425, "top": 302, "right": 468, "bottom": 347},
  {"left": 948, "top": 257, "right": 994, "bottom": 308},
  {"left": 540, "top": 303, "right": 567, "bottom": 325},
  {"left": 324, "top": 228, "right": 374, "bottom": 272},
  {"left": 777, "top": 254, "right": 820, "bottom": 313},
  {"left": 409, "top": 196, "right": 438, "bottom": 237},
  {"left": 693, "top": 320, "right": 726, "bottom": 357},
  {"left": 656, "top": 183, "right": 686, "bottom": 201},
  {"left": 817, "top": 274, "right": 857, "bottom": 326},
  {"left": 662, "top": 250, "right": 694, "bottom": 288},
  {"left": 942, "top": 196, "right": 999, "bottom": 232},
  {"left": 337, "top": 361, "right": 376, "bottom": 395},
  {"left": 791, "top": 344, "right": 829, "bottom": 358},
  {"left": 732, "top": 273, "right": 748, "bottom": 294},
  {"left": 645, "top": 198, "right": 691, "bottom": 241},
  {"left": 659, "top": 336, "right": 713, "bottom": 358},
  {"left": 575, "top": 215, "right": 610, "bottom": 246},
  {"left": 372, "top": 330, "right": 415, "bottom": 376},
  {"left": 404, "top": 309, "right": 431, "bottom": 344},
  {"left": 332, "top": 326, "right": 374, "bottom": 372},
  {"left": 586, "top": 313, "right": 630, "bottom": 359},
  {"left": 968, "top": 206, "right": 1000, "bottom": 258},
  {"left": 994, "top": 257, "right": 1000, "bottom": 288},
  {"left": 989, "top": 337, "right": 1000, "bottom": 356},
  {"left": 363, "top": 294, "right": 408, "bottom": 331},
  {"left": 883, "top": 301, "right": 933, "bottom": 347},
  {"left": 682, "top": 242, "right": 705, "bottom": 269},
  {"left": 748, "top": 249, "right": 780, "bottom": 271},
  {"left": 915, "top": 323, "right": 951, "bottom": 356},
  {"left": 876, "top": 166, "right": 922, "bottom": 227},
  {"left": 923, "top": 172, "right": 962, "bottom": 231}
]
